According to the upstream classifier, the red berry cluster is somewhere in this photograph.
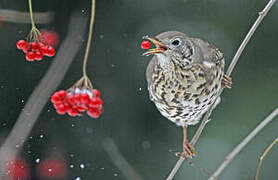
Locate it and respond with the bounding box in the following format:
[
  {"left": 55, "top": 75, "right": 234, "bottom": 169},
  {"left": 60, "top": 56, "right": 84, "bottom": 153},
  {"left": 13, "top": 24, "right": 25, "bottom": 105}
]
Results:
[
  {"left": 16, "top": 40, "right": 55, "bottom": 61},
  {"left": 51, "top": 88, "right": 103, "bottom": 118}
]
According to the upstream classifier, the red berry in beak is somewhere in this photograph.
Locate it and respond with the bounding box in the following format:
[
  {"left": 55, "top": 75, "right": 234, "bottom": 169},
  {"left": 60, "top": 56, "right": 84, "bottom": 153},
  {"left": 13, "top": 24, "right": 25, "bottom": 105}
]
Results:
[{"left": 141, "top": 40, "right": 151, "bottom": 50}]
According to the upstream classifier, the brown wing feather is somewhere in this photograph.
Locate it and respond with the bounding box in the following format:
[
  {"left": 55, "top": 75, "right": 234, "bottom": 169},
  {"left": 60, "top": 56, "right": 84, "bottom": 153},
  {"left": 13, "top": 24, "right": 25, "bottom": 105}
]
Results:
[{"left": 146, "top": 56, "right": 159, "bottom": 101}]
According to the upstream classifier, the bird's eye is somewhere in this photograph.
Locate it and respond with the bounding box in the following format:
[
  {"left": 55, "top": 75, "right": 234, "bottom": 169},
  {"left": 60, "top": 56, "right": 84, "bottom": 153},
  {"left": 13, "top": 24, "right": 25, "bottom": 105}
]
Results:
[{"left": 172, "top": 39, "right": 180, "bottom": 46}]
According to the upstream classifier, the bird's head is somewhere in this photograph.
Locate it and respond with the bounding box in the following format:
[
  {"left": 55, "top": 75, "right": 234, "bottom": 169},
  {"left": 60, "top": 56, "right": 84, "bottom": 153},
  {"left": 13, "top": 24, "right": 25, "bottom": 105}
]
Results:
[{"left": 143, "top": 31, "right": 195, "bottom": 68}]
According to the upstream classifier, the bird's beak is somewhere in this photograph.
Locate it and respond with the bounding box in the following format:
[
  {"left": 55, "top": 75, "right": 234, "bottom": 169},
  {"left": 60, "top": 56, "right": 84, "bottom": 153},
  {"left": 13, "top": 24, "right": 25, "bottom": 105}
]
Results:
[{"left": 142, "top": 36, "right": 168, "bottom": 56}]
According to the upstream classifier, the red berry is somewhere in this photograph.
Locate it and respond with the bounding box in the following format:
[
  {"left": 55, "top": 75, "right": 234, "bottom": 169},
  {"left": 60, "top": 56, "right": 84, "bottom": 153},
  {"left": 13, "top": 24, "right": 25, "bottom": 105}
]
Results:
[
  {"left": 51, "top": 90, "right": 71, "bottom": 116},
  {"left": 87, "top": 108, "right": 100, "bottom": 118},
  {"left": 41, "top": 30, "right": 59, "bottom": 47},
  {"left": 88, "top": 102, "right": 97, "bottom": 109},
  {"left": 68, "top": 108, "right": 78, "bottom": 116},
  {"left": 92, "top": 89, "right": 100, "bottom": 97},
  {"left": 141, "top": 41, "right": 151, "bottom": 50},
  {"left": 6, "top": 159, "right": 30, "bottom": 180},
  {"left": 25, "top": 51, "right": 35, "bottom": 61},
  {"left": 55, "top": 103, "right": 65, "bottom": 110},
  {"left": 30, "top": 42, "right": 40, "bottom": 50},
  {"left": 51, "top": 95, "right": 60, "bottom": 103},
  {"left": 56, "top": 104, "right": 67, "bottom": 115},
  {"left": 51, "top": 97, "right": 60, "bottom": 104},
  {"left": 80, "top": 93, "right": 90, "bottom": 105},
  {"left": 63, "top": 101, "right": 71, "bottom": 109},
  {"left": 57, "top": 90, "right": 67, "bottom": 98},
  {"left": 67, "top": 95, "right": 75, "bottom": 106},
  {"left": 34, "top": 50, "right": 43, "bottom": 61},
  {"left": 16, "top": 40, "right": 26, "bottom": 49},
  {"left": 73, "top": 94, "right": 81, "bottom": 104},
  {"left": 57, "top": 109, "right": 66, "bottom": 115},
  {"left": 51, "top": 90, "right": 66, "bottom": 104},
  {"left": 36, "top": 158, "right": 67, "bottom": 179},
  {"left": 38, "top": 42, "right": 45, "bottom": 48},
  {"left": 40, "top": 44, "right": 48, "bottom": 55},
  {"left": 53, "top": 102, "right": 62, "bottom": 109},
  {"left": 45, "top": 46, "right": 55, "bottom": 57},
  {"left": 91, "top": 97, "right": 103, "bottom": 106},
  {"left": 88, "top": 98, "right": 102, "bottom": 110},
  {"left": 22, "top": 43, "right": 31, "bottom": 53},
  {"left": 77, "top": 107, "right": 85, "bottom": 112}
]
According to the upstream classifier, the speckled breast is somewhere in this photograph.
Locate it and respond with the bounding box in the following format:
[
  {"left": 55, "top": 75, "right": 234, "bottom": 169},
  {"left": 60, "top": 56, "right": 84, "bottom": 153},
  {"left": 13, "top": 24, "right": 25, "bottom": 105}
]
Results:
[{"left": 149, "top": 61, "right": 224, "bottom": 126}]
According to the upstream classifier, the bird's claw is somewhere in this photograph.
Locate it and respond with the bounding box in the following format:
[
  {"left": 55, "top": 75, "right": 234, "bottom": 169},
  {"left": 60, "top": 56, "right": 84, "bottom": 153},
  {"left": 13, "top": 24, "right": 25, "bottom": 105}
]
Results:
[
  {"left": 221, "top": 74, "right": 232, "bottom": 89},
  {"left": 175, "top": 142, "right": 196, "bottom": 159}
]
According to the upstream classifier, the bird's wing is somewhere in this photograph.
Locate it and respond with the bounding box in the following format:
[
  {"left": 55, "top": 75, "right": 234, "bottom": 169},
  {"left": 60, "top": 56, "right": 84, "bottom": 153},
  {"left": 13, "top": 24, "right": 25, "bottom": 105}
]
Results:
[
  {"left": 191, "top": 38, "right": 225, "bottom": 84},
  {"left": 192, "top": 38, "right": 224, "bottom": 65},
  {"left": 146, "top": 56, "right": 158, "bottom": 101},
  {"left": 146, "top": 56, "right": 158, "bottom": 88}
]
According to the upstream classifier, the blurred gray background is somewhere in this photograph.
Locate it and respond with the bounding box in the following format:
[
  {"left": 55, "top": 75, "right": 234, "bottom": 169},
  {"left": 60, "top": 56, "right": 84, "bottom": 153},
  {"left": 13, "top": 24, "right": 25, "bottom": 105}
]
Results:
[{"left": 0, "top": 0, "right": 277, "bottom": 179}]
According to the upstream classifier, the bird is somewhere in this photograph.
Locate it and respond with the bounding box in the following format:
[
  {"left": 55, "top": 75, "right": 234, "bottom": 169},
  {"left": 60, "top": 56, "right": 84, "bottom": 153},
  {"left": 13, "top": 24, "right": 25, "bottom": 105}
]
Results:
[{"left": 143, "top": 31, "right": 232, "bottom": 158}]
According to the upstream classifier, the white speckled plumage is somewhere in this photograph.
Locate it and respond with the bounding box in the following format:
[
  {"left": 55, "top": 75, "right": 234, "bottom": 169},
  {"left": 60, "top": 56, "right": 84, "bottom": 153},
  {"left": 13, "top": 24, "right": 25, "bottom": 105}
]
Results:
[{"left": 145, "top": 31, "right": 224, "bottom": 127}]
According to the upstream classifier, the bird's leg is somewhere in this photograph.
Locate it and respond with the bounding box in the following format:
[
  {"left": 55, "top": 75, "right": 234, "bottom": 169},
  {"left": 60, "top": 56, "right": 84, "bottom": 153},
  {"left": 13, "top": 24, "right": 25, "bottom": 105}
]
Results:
[
  {"left": 221, "top": 74, "right": 232, "bottom": 88},
  {"left": 177, "top": 126, "right": 196, "bottom": 158}
]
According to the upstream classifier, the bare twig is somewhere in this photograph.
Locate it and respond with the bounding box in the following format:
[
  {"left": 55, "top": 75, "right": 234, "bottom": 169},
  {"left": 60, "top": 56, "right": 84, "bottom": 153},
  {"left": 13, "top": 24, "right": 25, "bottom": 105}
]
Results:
[
  {"left": 0, "top": 9, "right": 53, "bottom": 24},
  {"left": 103, "top": 138, "right": 144, "bottom": 180},
  {"left": 208, "top": 108, "right": 278, "bottom": 180},
  {"left": 0, "top": 13, "right": 87, "bottom": 178},
  {"left": 185, "top": 159, "right": 215, "bottom": 178},
  {"left": 255, "top": 137, "right": 278, "bottom": 180},
  {"left": 166, "top": 0, "right": 277, "bottom": 179}
]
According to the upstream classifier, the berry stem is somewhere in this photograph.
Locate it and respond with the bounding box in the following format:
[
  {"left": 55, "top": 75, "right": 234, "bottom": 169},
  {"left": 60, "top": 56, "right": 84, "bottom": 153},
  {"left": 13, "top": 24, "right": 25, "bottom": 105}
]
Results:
[
  {"left": 82, "top": 0, "right": 96, "bottom": 77},
  {"left": 72, "top": 76, "right": 93, "bottom": 90},
  {"left": 28, "top": 0, "right": 36, "bottom": 29}
]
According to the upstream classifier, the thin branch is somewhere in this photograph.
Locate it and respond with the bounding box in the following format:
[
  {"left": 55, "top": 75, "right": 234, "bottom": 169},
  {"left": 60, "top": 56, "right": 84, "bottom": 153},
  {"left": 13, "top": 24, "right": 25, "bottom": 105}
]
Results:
[
  {"left": 82, "top": 0, "right": 96, "bottom": 77},
  {"left": 0, "top": 13, "right": 87, "bottom": 178},
  {"left": 208, "top": 108, "right": 278, "bottom": 180},
  {"left": 103, "top": 138, "right": 144, "bottom": 180},
  {"left": 255, "top": 137, "right": 278, "bottom": 180},
  {"left": 226, "top": 0, "right": 277, "bottom": 76},
  {"left": 166, "top": 0, "right": 277, "bottom": 179},
  {"left": 28, "top": 0, "right": 36, "bottom": 28},
  {"left": 0, "top": 9, "right": 53, "bottom": 24}
]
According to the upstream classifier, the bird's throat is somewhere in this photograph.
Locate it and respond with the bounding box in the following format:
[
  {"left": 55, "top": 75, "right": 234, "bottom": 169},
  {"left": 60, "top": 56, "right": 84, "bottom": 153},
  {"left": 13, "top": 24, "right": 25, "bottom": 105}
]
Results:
[{"left": 156, "top": 54, "right": 172, "bottom": 71}]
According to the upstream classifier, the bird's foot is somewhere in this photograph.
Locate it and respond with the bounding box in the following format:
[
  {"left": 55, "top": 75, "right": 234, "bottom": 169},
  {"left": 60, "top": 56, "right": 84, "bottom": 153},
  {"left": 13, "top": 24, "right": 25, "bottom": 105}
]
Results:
[
  {"left": 176, "top": 141, "right": 196, "bottom": 158},
  {"left": 221, "top": 74, "right": 232, "bottom": 89}
]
